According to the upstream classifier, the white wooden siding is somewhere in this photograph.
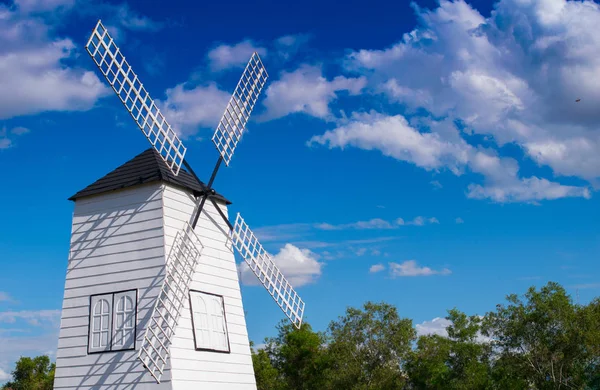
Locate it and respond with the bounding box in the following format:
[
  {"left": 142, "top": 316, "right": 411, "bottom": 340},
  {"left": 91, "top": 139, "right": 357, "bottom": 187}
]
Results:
[
  {"left": 162, "top": 184, "right": 257, "bottom": 390},
  {"left": 54, "top": 183, "right": 173, "bottom": 390}
]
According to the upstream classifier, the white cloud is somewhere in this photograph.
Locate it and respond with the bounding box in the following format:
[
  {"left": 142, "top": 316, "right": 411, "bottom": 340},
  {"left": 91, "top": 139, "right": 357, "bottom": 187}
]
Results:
[
  {"left": 309, "top": 112, "right": 470, "bottom": 174},
  {"left": 354, "top": 248, "right": 368, "bottom": 256},
  {"left": 158, "top": 82, "right": 231, "bottom": 136},
  {"left": 416, "top": 317, "right": 452, "bottom": 337},
  {"left": 0, "top": 7, "right": 110, "bottom": 121},
  {"left": 316, "top": 218, "right": 394, "bottom": 230},
  {"left": 0, "top": 138, "right": 11, "bottom": 150},
  {"left": 239, "top": 243, "right": 323, "bottom": 287},
  {"left": 113, "top": 4, "right": 162, "bottom": 32},
  {"left": 0, "top": 310, "right": 61, "bottom": 326},
  {"left": 13, "top": 0, "right": 74, "bottom": 13},
  {"left": 0, "top": 367, "right": 10, "bottom": 381},
  {"left": 0, "top": 292, "right": 11, "bottom": 302},
  {"left": 208, "top": 40, "right": 267, "bottom": 71},
  {"left": 455, "top": 217, "right": 464, "bottom": 224},
  {"left": 77, "top": 2, "right": 163, "bottom": 42},
  {"left": 369, "top": 263, "right": 385, "bottom": 273},
  {"left": 430, "top": 180, "right": 443, "bottom": 189},
  {"left": 316, "top": 216, "right": 439, "bottom": 230},
  {"left": 310, "top": 111, "right": 590, "bottom": 203},
  {"left": 274, "top": 34, "right": 312, "bottom": 61},
  {"left": 260, "top": 64, "right": 366, "bottom": 121},
  {"left": 388, "top": 260, "right": 451, "bottom": 277},
  {"left": 416, "top": 315, "right": 491, "bottom": 343},
  {"left": 0, "top": 126, "right": 30, "bottom": 149},
  {"left": 342, "top": 0, "right": 600, "bottom": 188}
]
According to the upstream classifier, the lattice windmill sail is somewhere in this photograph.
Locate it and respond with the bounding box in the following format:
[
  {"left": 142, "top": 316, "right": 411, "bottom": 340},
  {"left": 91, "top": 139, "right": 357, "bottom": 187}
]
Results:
[
  {"left": 85, "top": 21, "right": 186, "bottom": 176},
  {"left": 52, "top": 19, "right": 306, "bottom": 388}
]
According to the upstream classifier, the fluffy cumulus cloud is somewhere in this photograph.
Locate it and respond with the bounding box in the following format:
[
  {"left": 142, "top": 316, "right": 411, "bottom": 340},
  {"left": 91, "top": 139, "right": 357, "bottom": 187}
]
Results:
[
  {"left": 317, "top": 0, "right": 600, "bottom": 201},
  {"left": 389, "top": 260, "right": 451, "bottom": 277},
  {"left": 260, "top": 64, "right": 366, "bottom": 121},
  {"left": 158, "top": 82, "right": 231, "bottom": 136},
  {"left": 239, "top": 243, "right": 323, "bottom": 287},
  {"left": 0, "top": 16, "right": 109, "bottom": 119},
  {"left": 369, "top": 263, "right": 385, "bottom": 273},
  {"left": 208, "top": 40, "right": 267, "bottom": 71},
  {"left": 0, "top": 1, "right": 114, "bottom": 121},
  {"left": 0, "top": 0, "right": 169, "bottom": 125},
  {"left": 416, "top": 317, "right": 452, "bottom": 337},
  {"left": 310, "top": 111, "right": 590, "bottom": 202},
  {"left": 369, "top": 260, "right": 451, "bottom": 277}
]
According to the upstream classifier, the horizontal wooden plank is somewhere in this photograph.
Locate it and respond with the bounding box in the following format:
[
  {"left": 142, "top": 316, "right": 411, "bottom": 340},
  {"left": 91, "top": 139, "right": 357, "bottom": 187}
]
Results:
[
  {"left": 64, "top": 265, "right": 164, "bottom": 289},
  {"left": 170, "top": 369, "right": 255, "bottom": 384},
  {"left": 170, "top": 381, "right": 255, "bottom": 390},
  {"left": 66, "top": 260, "right": 164, "bottom": 282},
  {"left": 63, "top": 278, "right": 164, "bottom": 300},
  {"left": 71, "top": 217, "right": 163, "bottom": 244},
  {"left": 73, "top": 183, "right": 162, "bottom": 210},
  {"left": 70, "top": 236, "right": 164, "bottom": 261},
  {"left": 72, "top": 200, "right": 162, "bottom": 230}
]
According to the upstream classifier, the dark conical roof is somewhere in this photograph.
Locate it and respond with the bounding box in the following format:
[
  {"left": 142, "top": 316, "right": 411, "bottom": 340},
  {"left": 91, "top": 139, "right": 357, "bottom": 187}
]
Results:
[{"left": 68, "top": 148, "right": 231, "bottom": 204}]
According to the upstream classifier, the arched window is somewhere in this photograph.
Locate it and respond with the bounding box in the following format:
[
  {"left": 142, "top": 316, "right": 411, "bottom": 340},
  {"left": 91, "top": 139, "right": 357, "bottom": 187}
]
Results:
[
  {"left": 89, "top": 295, "right": 112, "bottom": 353},
  {"left": 88, "top": 290, "right": 137, "bottom": 354},
  {"left": 113, "top": 293, "right": 135, "bottom": 350},
  {"left": 189, "top": 291, "right": 229, "bottom": 352}
]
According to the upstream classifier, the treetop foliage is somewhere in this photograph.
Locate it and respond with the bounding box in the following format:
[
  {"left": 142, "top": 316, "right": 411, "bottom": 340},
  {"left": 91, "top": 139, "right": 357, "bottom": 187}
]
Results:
[{"left": 253, "top": 282, "right": 600, "bottom": 390}]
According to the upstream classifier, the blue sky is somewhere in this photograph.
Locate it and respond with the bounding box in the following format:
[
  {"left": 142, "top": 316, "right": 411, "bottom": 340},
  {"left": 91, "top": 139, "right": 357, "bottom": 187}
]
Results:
[{"left": 1, "top": 0, "right": 600, "bottom": 381}]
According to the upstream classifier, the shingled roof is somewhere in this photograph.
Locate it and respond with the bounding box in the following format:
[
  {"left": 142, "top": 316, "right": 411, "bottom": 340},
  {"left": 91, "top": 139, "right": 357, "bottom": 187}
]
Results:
[{"left": 68, "top": 148, "right": 231, "bottom": 204}]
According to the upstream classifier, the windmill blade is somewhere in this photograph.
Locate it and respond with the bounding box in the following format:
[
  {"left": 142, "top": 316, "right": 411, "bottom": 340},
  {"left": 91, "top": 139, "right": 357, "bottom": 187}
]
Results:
[
  {"left": 138, "top": 223, "right": 203, "bottom": 383},
  {"left": 231, "top": 213, "right": 305, "bottom": 328},
  {"left": 212, "top": 53, "right": 268, "bottom": 166},
  {"left": 85, "top": 20, "right": 186, "bottom": 176}
]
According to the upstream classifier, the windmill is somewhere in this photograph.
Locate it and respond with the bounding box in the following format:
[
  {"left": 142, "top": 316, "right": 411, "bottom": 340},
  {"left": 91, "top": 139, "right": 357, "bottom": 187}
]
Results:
[{"left": 55, "top": 20, "right": 305, "bottom": 386}]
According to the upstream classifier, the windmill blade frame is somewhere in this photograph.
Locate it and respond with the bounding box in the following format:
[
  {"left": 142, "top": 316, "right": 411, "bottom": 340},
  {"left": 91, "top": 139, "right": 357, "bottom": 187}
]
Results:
[
  {"left": 189, "top": 52, "right": 268, "bottom": 229},
  {"left": 231, "top": 213, "right": 305, "bottom": 328},
  {"left": 85, "top": 20, "right": 187, "bottom": 176},
  {"left": 138, "top": 222, "right": 204, "bottom": 383},
  {"left": 211, "top": 52, "right": 268, "bottom": 167}
]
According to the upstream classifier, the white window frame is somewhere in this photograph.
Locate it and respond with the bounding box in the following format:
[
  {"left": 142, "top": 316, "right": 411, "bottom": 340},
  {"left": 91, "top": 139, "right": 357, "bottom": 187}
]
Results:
[
  {"left": 189, "top": 290, "right": 230, "bottom": 353},
  {"left": 88, "top": 294, "right": 112, "bottom": 353},
  {"left": 88, "top": 289, "right": 138, "bottom": 354}
]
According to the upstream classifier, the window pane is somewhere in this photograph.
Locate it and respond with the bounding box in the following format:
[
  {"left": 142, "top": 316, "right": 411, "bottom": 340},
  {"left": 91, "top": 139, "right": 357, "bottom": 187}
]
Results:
[
  {"left": 89, "top": 294, "right": 112, "bottom": 353},
  {"left": 112, "top": 291, "right": 136, "bottom": 350},
  {"left": 189, "top": 291, "right": 229, "bottom": 352}
]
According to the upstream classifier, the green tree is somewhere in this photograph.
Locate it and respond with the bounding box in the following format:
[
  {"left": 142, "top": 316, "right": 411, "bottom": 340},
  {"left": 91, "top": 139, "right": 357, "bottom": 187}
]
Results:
[
  {"left": 406, "top": 309, "right": 492, "bottom": 389},
  {"left": 580, "top": 297, "right": 600, "bottom": 388},
  {"left": 263, "top": 320, "right": 329, "bottom": 390},
  {"left": 482, "top": 282, "right": 591, "bottom": 390},
  {"left": 1, "top": 355, "right": 55, "bottom": 390},
  {"left": 250, "top": 341, "right": 283, "bottom": 390},
  {"left": 405, "top": 334, "right": 452, "bottom": 389},
  {"left": 325, "top": 301, "right": 416, "bottom": 390}
]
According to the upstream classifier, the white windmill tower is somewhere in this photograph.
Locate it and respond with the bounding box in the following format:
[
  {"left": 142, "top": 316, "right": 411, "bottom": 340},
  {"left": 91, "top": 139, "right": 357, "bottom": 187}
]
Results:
[{"left": 53, "top": 20, "right": 305, "bottom": 389}]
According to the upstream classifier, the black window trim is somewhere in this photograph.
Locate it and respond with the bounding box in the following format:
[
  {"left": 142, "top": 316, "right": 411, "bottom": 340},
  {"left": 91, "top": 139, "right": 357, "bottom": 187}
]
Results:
[
  {"left": 188, "top": 289, "right": 231, "bottom": 354},
  {"left": 87, "top": 288, "right": 138, "bottom": 355}
]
